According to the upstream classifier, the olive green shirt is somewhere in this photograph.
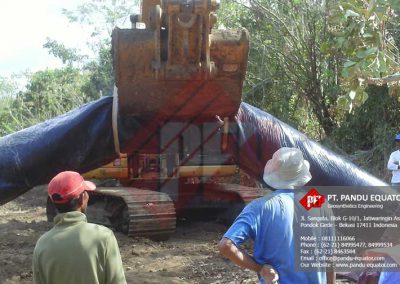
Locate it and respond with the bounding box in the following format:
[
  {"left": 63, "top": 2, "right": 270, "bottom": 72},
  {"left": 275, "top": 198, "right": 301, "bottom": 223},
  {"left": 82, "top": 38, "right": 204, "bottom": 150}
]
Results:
[{"left": 33, "top": 211, "right": 126, "bottom": 284}]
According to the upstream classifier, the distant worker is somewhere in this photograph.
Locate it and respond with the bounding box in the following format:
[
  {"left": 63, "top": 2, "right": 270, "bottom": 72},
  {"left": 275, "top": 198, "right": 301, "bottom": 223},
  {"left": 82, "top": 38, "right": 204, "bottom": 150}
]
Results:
[
  {"left": 33, "top": 171, "right": 127, "bottom": 284},
  {"left": 218, "top": 147, "right": 335, "bottom": 284},
  {"left": 378, "top": 133, "right": 400, "bottom": 283},
  {"left": 387, "top": 133, "right": 400, "bottom": 185}
]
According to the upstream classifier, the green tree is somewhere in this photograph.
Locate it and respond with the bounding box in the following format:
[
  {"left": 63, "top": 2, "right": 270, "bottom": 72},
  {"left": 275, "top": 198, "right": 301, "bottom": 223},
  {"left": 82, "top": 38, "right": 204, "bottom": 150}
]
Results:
[
  {"left": 62, "top": 0, "right": 137, "bottom": 40},
  {"left": 82, "top": 42, "right": 114, "bottom": 97},
  {"left": 217, "top": 0, "right": 400, "bottom": 181},
  {"left": 0, "top": 0, "right": 138, "bottom": 136},
  {"left": 43, "top": 38, "right": 87, "bottom": 66},
  {"left": 0, "top": 68, "right": 94, "bottom": 136},
  {"left": 330, "top": 86, "right": 400, "bottom": 181},
  {"left": 0, "top": 75, "right": 21, "bottom": 135},
  {"left": 53, "top": 0, "right": 138, "bottom": 97},
  {"left": 0, "top": 76, "right": 17, "bottom": 97},
  {"left": 1, "top": 0, "right": 140, "bottom": 136},
  {"left": 330, "top": 0, "right": 400, "bottom": 110},
  {"left": 219, "top": 0, "right": 342, "bottom": 137}
]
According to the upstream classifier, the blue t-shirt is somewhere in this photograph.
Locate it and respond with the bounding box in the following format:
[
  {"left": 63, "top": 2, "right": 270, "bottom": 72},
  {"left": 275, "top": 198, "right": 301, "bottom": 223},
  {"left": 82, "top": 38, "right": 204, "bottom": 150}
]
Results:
[
  {"left": 378, "top": 271, "right": 400, "bottom": 284},
  {"left": 223, "top": 189, "right": 330, "bottom": 284}
]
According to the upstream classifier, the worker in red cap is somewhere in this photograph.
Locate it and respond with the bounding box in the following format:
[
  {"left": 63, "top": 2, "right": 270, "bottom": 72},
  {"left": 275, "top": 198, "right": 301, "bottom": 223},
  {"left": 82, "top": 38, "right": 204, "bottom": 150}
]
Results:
[{"left": 32, "top": 171, "right": 126, "bottom": 284}]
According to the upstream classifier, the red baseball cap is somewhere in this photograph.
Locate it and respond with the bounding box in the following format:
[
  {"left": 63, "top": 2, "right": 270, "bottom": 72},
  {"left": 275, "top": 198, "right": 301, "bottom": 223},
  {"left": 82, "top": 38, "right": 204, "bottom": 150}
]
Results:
[{"left": 48, "top": 171, "right": 96, "bottom": 204}]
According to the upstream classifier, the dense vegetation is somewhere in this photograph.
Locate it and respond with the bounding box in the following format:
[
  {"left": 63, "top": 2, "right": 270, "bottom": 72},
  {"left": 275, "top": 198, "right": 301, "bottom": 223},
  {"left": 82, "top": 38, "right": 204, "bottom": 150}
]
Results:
[{"left": 1, "top": 0, "right": 399, "bottom": 181}]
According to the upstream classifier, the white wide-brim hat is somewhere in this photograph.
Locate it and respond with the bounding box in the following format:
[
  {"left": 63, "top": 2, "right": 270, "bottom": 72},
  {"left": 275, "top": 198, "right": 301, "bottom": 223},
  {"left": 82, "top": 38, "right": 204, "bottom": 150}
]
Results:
[{"left": 263, "top": 147, "right": 312, "bottom": 189}]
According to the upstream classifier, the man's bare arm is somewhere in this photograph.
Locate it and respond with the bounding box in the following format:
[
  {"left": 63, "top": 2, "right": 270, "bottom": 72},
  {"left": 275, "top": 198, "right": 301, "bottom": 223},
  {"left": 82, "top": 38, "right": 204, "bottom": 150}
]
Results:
[
  {"left": 218, "top": 237, "right": 278, "bottom": 283},
  {"left": 326, "top": 270, "right": 336, "bottom": 284}
]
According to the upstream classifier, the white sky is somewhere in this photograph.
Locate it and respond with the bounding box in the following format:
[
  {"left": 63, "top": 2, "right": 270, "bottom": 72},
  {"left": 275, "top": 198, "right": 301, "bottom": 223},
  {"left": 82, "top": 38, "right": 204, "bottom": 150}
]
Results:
[{"left": 0, "top": 0, "right": 92, "bottom": 77}]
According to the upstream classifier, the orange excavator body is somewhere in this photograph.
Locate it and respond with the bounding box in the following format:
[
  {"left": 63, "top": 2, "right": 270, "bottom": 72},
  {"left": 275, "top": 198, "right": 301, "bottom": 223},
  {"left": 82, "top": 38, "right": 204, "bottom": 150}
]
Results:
[{"left": 50, "top": 0, "right": 265, "bottom": 240}]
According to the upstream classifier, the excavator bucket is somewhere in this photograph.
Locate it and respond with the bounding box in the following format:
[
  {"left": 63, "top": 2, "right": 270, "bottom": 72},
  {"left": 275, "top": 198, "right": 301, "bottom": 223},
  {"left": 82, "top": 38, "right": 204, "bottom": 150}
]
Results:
[{"left": 112, "top": 0, "right": 249, "bottom": 119}]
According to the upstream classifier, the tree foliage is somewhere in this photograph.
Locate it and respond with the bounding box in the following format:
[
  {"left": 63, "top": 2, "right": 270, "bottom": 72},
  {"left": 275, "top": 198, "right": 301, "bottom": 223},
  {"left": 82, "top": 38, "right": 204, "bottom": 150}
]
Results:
[
  {"left": 0, "top": 68, "right": 96, "bottom": 136},
  {"left": 330, "top": 0, "right": 400, "bottom": 111},
  {"left": 0, "top": 0, "right": 134, "bottom": 137},
  {"left": 83, "top": 45, "right": 114, "bottom": 98},
  {"left": 330, "top": 85, "right": 400, "bottom": 180},
  {"left": 0, "top": 76, "right": 17, "bottom": 98},
  {"left": 217, "top": 0, "right": 400, "bottom": 181},
  {"left": 43, "top": 38, "right": 87, "bottom": 66},
  {"left": 56, "top": 0, "right": 138, "bottom": 97},
  {"left": 219, "top": 0, "right": 342, "bottom": 137},
  {"left": 62, "top": 0, "right": 137, "bottom": 51}
]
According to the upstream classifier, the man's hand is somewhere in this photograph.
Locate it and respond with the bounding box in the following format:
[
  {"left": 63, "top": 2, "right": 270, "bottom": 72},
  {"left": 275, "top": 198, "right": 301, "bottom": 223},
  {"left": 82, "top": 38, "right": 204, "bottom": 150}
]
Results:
[
  {"left": 260, "top": 264, "right": 279, "bottom": 284},
  {"left": 218, "top": 238, "right": 266, "bottom": 277}
]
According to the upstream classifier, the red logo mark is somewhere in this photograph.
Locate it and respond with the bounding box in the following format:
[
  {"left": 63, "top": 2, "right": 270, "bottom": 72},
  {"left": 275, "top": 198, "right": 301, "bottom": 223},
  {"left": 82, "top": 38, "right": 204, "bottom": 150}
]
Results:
[{"left": 299, "top": 188, "right": 325, "bottom": 211}]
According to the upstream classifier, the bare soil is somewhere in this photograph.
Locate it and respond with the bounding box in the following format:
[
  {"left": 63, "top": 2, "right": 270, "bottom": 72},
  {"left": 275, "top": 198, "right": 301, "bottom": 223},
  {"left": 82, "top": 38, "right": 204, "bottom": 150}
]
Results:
[{"left": 0, "top": 186, "right": 354, "bottom": 284}]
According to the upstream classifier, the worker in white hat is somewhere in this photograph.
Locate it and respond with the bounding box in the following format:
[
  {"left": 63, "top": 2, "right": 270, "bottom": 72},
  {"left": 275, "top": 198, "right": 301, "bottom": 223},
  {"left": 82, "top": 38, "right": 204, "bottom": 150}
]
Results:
[
  {"left": 218, "top": 147, "right": 335, "bottom": 284},
  {"left": 262, "top": 146, "right": 312, "bottom": 190}
]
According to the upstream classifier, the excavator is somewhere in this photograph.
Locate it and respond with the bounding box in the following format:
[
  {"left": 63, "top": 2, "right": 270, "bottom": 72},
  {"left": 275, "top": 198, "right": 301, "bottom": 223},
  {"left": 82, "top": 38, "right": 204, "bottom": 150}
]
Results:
[
  {"left": 0, "top": 0, "right": 386, "bottom": 243},
  {"left": 47, "top": 0, "right": 261, "bottom": 240}
]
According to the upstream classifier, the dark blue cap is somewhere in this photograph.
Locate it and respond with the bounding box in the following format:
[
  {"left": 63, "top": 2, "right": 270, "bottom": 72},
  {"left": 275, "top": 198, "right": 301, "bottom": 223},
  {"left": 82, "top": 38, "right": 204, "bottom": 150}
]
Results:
[{"left": 395, "top": 134, "right": 400, "bottom": 141}]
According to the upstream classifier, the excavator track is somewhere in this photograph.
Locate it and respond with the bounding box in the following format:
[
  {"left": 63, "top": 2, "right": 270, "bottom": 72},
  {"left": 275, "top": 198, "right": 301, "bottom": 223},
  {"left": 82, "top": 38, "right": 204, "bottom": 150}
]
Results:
[
  {"left": 94, "top": 187, "right": 176, "bottom": 240},
  {"left": 47, "top": 187, "right": 176, "bottom": 240}
]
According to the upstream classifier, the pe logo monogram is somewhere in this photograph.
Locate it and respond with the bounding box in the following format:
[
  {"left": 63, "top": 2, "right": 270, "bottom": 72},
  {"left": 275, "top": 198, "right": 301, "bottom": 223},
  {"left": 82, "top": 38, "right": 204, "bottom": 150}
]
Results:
[{"left": 299, "top": 188, "right": 325, "bottom": 211}]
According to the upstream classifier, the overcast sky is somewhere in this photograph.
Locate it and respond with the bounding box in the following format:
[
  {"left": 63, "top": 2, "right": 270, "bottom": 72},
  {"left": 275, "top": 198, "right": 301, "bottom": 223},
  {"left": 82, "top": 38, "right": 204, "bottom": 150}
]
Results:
[{"left": 0, "top": 0, "right": 91, "bottom": 77}]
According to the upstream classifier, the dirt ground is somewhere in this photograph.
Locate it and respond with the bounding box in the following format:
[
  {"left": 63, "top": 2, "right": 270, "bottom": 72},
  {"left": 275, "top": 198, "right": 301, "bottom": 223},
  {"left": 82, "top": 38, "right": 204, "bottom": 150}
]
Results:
[{"left": 0, "top": 186, "right": 355, "bottom": 284}]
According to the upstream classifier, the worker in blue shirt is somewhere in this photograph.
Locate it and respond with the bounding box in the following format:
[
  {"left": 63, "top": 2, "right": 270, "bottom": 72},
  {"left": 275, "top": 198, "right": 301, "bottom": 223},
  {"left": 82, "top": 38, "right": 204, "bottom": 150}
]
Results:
[
  {"left": 218, "top": 147, "right": 335, "bottom": 284},
  {"left": 378, "top": 270, "right": 400, "bottom": 284}
]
